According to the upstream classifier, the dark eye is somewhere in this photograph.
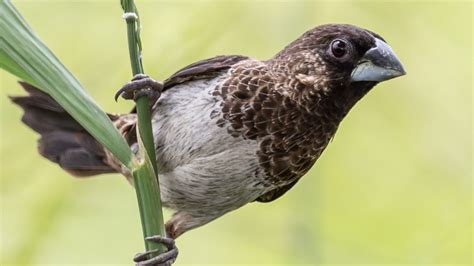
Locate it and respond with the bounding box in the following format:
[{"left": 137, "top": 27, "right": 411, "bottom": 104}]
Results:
[{"left": 330, "top": 39, "right": 347, "bottom": 58}]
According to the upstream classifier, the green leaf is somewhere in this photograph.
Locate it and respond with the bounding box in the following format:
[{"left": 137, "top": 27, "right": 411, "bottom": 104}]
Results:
[
  {"left": 0, "top": 0, "right": 135, "bottom": 168},
  {"left": 0, "top": 48, "right": 36, "bottom": 85}
]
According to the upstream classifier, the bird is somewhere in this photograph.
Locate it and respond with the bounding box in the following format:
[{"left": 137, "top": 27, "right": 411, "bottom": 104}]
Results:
[{"left": 10, "top": 24, "right": 405, "bottom": 265}]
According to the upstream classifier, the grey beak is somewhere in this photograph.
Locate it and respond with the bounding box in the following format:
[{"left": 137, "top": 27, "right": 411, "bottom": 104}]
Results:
[{"left": 351, "top": 38, "right": 406, "bottom": 82}]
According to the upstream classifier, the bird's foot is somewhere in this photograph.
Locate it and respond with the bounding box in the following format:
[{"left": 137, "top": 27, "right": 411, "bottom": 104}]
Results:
[
  {"left": 133, "top": 235, "right": 178, "bottom": 266},
  {"left": 115, "top": 74, "right": 163, "bottom": 102}
]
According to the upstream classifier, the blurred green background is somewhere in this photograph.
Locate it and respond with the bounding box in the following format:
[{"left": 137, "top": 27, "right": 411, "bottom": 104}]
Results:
[{"left": 1, "top": 0, "right": 472, "bottom": 265}]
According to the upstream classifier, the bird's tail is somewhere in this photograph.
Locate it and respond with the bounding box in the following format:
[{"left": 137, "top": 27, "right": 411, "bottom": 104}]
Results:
[{"left": 9, "top": 82, "right": 122, "bottom": 177}]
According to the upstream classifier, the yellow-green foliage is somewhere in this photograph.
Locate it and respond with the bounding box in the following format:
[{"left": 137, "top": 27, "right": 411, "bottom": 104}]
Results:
[
  {"left": 0, "top": 0, "right": 134, "bottom": 168},
  {"left": 1, "top": 1, "right": 471, "bottom": 265}
]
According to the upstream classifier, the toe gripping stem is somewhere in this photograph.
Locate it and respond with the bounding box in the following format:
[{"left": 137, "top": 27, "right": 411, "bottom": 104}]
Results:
[
  {"left": 134, "top": 235, "right": 178, "bottom": 266},
  {"left": 115, "top": 74, "right": 163, "bottom": 102}
]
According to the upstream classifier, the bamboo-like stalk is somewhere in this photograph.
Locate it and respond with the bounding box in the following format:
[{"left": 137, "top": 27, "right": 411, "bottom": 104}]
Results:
[{"left": 120, "top": 0, "right": 167, "bottom": 257}]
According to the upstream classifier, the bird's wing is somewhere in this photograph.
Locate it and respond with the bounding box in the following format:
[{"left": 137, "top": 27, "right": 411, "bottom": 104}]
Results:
[
  {"left": 162, "top": 55, "right": 250, "bottom": 90},
  {"left": 130, "top": 55, "right": 249, "bottom": 113},
  {"left": 255, "top": 179, "right": 300, "bottom": 203}
]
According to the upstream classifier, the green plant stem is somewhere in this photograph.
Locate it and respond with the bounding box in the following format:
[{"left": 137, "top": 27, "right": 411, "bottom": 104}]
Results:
[
  {"left": 121, "top": 0, "right": 166, "bottom": 256},
  {"left": 132, "top": 153, "right": 166, "bottom": 254}
]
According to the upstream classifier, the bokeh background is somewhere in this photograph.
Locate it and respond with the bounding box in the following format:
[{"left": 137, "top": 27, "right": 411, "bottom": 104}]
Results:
[{"left": 1, "top": 0, "right": 472, "bottom": 265}]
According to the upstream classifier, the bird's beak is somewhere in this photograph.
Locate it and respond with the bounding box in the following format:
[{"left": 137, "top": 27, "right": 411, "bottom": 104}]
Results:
[{"left": 351, "top": 38, "right": 406, "bottom": 82}]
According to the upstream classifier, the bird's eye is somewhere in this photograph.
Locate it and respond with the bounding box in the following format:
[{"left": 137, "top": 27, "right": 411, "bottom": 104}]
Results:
[{"left": 330, "top": 39, "right": 347, "bottom": 58}]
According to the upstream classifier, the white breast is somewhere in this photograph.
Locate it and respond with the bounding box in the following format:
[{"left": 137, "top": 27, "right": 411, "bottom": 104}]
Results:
[{"left": 151, "top": 77, "right": 272, "bottom": 215}]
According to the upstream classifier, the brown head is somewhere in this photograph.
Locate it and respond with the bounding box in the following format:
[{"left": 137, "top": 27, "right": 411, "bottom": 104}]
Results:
[{"left": 269, "top": 24, "right": 405, "bottom": 114}]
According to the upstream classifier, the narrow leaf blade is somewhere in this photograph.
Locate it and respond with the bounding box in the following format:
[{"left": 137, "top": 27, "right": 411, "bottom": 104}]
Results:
[{"left": 0, "top": 0, "right": 134, "bottom": 168}]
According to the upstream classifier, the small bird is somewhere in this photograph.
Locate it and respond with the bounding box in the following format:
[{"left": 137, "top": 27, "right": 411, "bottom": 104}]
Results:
[{"left": 11, "top": 24, "right": 405, "bottom": 265}]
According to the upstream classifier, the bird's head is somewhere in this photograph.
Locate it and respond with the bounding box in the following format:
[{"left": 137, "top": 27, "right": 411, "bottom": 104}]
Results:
[{"left": 270, "top": 24, "right": 405, "bottom": 112}]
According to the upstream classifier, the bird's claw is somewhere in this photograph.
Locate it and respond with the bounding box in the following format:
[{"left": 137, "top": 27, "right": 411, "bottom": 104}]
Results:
[
  {"left": 115, "top": 74, "right": 163, "bottom": 102},
  {"left": 134, "top": 235, "right": 178, "bottom": 266}
]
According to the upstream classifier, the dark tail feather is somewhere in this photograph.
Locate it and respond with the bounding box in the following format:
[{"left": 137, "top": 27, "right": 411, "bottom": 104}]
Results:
[{"left": 10, "top": 82, "right": 116, "bottom": 177}]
